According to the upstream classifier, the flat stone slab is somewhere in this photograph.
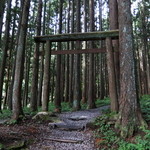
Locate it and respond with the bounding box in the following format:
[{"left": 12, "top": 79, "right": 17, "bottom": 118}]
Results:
[
  {"left": 68, "top": 115, "right": 88, "bottom": 121},
  {"left": 49, "top": 121, "right": 86, "bottom": 131}
]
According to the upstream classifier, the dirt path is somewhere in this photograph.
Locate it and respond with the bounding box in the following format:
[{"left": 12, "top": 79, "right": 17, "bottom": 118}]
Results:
[{"left": 0, "top": 106, "right": 109, "bottom": 150}]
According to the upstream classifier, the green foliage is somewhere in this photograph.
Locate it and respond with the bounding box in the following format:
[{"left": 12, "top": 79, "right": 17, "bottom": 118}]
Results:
[
  {"left": 94, "top": 95, "right": 150, "bottom": 150},
  {"left": 0, "top": 143, "right": 4, "bottom": 149},
  {"left": 23, "top": 107, "right": 37, "bottom": 116},
  {"left": 6, "top": 119, "right": 17, "bottom": 125},
  {"left": 48, "top": 102, "right": 55, "bottom": 112},
  {"left": 61, "top": 102, "right": 72, "bottom": 112},
  {"left": 94, "top": 112, "right": 118, "bottom": 149},
  {"left": 0, "top": 109, "right": 11, "bottom": 119},
  {"left": 140, "top": 95, "right": 150, "bottom": 121},
  {"left": 118, "top": 128, "right": 150, "bottom": 150},
  {"left": 96, "top": 97, "right": 110, "bottom": 107}
]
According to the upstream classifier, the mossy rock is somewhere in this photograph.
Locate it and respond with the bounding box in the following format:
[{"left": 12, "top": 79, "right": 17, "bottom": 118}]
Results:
[{"left": 32, "top": 112, "right": 57, "bottom": 121}]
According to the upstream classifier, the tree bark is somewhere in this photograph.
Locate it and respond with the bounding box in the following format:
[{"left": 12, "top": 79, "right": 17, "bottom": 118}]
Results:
[
  {"left": 88, "top": 0, "right": 96, "bottom": 109},
  {"left": 0, "top": 0, "right": 6, "bottom": 45},
  {"left": 12, "top": 0, "right": 30, "bottom": 120},
  {"left": 30, "top": 0, "right": 42, "bottom": 111},
  {"left": 42, "top": 40, "right": 51, "bottom": 111},
  {"left": 55, "top": 0, "right": 63, "bottom": 112},
  {"left": 116, "top": 0, "right": 147, "bottom": 138},
  {"left": 0, "top": 0, "right": 12, "bottom": 111},
  {"left": 73, "top": 0, "right": 81, "bottom": 110},
  {"left": 82, "top": 0, "right": 88, "bottom": 104},
  {"left": 106, "top": 38, "right": 118, "bottom": 112},
  {"left": 109, "top": 0, "right": 119, "bottom": 112}
]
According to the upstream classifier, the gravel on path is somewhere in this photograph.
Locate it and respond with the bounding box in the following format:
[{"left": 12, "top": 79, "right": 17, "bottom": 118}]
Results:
[{"left": 28, "top": 106, "right": 109, "bottom": 150}]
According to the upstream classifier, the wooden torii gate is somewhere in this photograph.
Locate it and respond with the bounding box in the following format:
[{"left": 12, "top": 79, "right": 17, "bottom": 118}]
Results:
[{"left": 34, "top": 30, "right": 119, "bottom": 110}]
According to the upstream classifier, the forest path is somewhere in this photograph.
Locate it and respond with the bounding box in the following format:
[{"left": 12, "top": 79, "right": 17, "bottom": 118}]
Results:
[
  {"left": 29, "top": 105, "right": 109, "bottom": 150},
  {"left": 0, "top": 106, "right": 109, "bottom": 150}
]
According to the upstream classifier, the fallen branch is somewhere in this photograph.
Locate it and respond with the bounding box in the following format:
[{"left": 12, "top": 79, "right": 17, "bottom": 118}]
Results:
[{"left": 44, "top": 138, "right": 83, "bottom": 143}]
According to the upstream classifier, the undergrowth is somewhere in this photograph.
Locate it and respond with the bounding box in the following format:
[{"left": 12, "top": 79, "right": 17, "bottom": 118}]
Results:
[
  {"left": 140, "top": 95, "right": 150, "bottom": 121},
  {"left": 94, "top": 95, "right": 150, "bottom": 150},
  {"left": 0, "top": 97, "right": 110, "bottom": 120}
]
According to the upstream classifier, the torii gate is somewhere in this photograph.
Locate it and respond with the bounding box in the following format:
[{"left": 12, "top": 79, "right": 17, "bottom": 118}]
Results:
[{"left": 34, "top": 30, "right": 119, "bottom": 110}]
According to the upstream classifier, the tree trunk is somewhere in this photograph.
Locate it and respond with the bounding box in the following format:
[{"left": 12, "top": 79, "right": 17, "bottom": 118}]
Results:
[
  {"left": 68, "top": 0, "right": 75, "bottom": 106},
  {"left": 73, "top": 0, "right": 81, "bottom": 110},
  {"left": 12, "top": 0, "right": 30, "bottom": 120},
  {"left": 109, "top": 0, "right": 119, "bottom": 112},
  {"left": 116, "top": 0, "right": 147, "bottom": 138},
  {"left": 106, "top": 38, "right": 118, "bottom": 112},
  {"left": 37, "top": 0, "right": 47, "bottom": 107},
  {"left": 55, "top": 0, "right": 63, "bottom": 112},
  {"left": 88, "top": 0, "right": 96, "bottom": 109},
  {"left": 0, "top": 0, "right": 12, "bottom": 111},
  {"left": 30, "top": 0, "right": 42, "bottom": 111},
  {"left": 42, "top": 41, "right": 51, "bottom": 111},
  {"left": 0, "top": 0, "right": 6, "bottom": 45},
  {"left": 82, "top": 0, "right": 88, "bottom": 104}
]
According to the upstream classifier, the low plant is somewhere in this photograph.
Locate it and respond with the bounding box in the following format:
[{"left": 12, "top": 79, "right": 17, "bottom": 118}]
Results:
[
  {"left": 0, "top": 109, "right": 11, "bottom": 119},
  {"left": 96, "top": 97, "right": 110, "bottom": 107},
  {"left": 140, "top": 95, "right": 150, "bottom": 121},
  {"left": 118, "top": 128, "right": 150, "bottom": 150},
  {"left": 94, "top": 95, "right": 150, "bottom": 150}
]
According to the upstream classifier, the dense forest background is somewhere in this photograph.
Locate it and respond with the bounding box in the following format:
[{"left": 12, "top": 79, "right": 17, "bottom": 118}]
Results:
[{"left": 0, "top": 0, "right": 150, "bottom": 137}]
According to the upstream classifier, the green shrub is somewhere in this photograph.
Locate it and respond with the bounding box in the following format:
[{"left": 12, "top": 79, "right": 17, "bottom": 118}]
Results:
[
  {"left": 96, "top": 97, "right": 110, "bottom": 107},
  {"left": 0, "top": 109, "right": 11, "bottom": 119},
  {"left": 140, "top": 95, "right": 150, "bottom": 121}
]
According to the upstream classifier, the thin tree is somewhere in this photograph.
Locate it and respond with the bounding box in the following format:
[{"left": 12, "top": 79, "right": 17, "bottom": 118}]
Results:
[
  {"left": 88, "top": 0, "right": 96, "bottom": 109},
  {"left": 55, "top": 0, "right": 63, "bottom": 112},
  {"left": 116, "top": 0, "right": 147, "bottom": 138},
  {"left": 68, "top": 0, "right": 75, "bottom": 106},
  {"left": 41, "top": 40, "right": 51, "bottom": 111},
  {"left": 0, "top": 0, "right": 12, "bottom": 111},
  {"left": 82, "top": 0, "right": 88, "bottom": 104},
  {"left": 0, "top": 0, "right": 6, "bottom": 44},
  {"left": 64, "top": 0, "right": 71, "bottom": 102},
  {"left": 73, "top": 0, "right": 81, "bottom": 110},
  {"left": 107, "top": 0, "right": 119, "bottom": 112},
  {"left": 38, "top": 0, "right": 47, "bottom": 107},
  {"left": 30, "top": 0, "right": 42, "bottom": 111}
]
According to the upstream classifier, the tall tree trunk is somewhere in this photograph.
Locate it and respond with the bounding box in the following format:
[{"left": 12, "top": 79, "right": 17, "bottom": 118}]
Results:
[
  {"left": 0, "top": 0, "right": 12, "bottom": 111},
  {"left": 37, "top": 0, "right": 47, "bottom": 107},
  {"left": 140, "top": 1, "right": 150, "bottom": 94},
  {"left": 42, "top": 41, "right": 51, "bottom": 111},
  {"left": 64, "top": 1, "right": 71, "bottom": 102},
  {"left": 116, "top": 0, "right": 147, "bottom": 138},
  {"left": 82, "top": 0, "right": 88, "bottom": 104},
  {"left": 0, "top": 0, "right": 6, "bottom": 45},
  {"left": 109, "top": 0, "right": 119, "bottom": 112},
  {"left": 12, "top": 0, "right": 31, "bottom": 120},
  {"left": 55, "top": 0, "right": 63, "bottom": 112},
  {"left": 106, "top": 38, "right": 118, "bottom": 112},
  {"left": 30, "top": 0, "right": 42, "bottom": 111},
  {"left": 98, "top": 0, "right": 105, "bottom": 100},
  {"left": 69, "top": 0, "right": 75, "bottom": 106},
  {"left": 73, "top": 0, "right": 81, "bottom": 110},
  {"left": 6, "top": 0, "right": 18, "bottom": 110},
  {"left": 88, "top": 0, "right": 96, "bottom": 109}
]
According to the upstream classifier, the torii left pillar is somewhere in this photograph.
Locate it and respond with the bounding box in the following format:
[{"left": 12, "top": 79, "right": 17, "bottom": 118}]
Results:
[{"left": 42, "top": 40, "right": 51, "bottom": 111}]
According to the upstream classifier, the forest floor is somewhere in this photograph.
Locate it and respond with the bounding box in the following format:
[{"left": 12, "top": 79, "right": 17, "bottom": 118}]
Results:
[{"left": 0, "top": 106, "right": 109, "bottom": 150}]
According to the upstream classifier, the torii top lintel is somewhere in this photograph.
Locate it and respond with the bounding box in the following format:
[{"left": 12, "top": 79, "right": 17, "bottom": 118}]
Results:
[{"left": 34, "top": 30, "right": 119, "bottom": 43}]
